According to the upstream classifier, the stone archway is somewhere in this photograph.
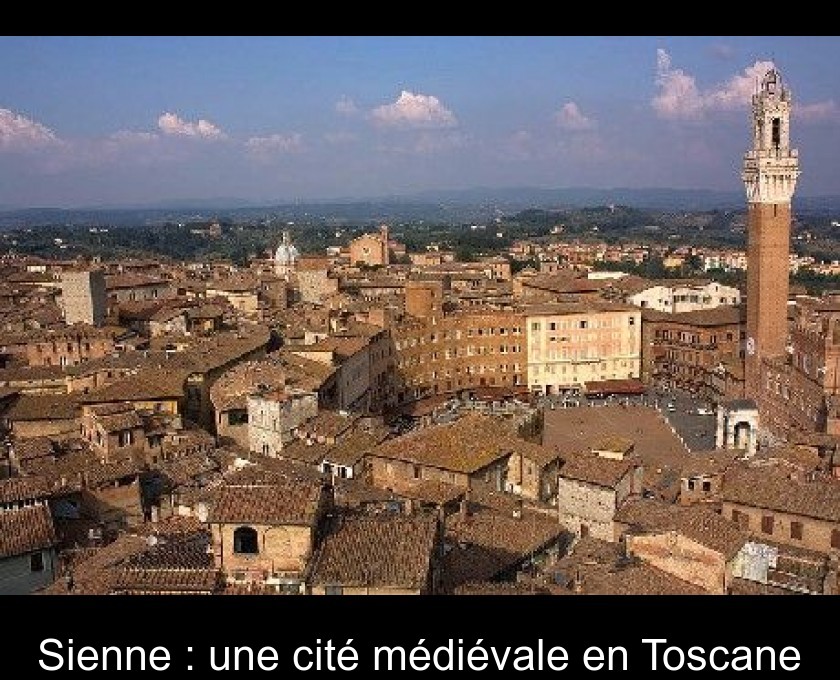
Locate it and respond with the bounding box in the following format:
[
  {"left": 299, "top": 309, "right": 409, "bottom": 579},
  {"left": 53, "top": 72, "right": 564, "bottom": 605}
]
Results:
[{"left": 716, "top": 400, "right": 759, "bottom": 457}]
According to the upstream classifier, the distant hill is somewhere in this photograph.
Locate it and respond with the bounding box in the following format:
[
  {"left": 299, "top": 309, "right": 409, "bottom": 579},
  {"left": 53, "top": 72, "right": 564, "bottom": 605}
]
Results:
[{"left": 2, "top": 186, "right": 839, "bottom": 228}]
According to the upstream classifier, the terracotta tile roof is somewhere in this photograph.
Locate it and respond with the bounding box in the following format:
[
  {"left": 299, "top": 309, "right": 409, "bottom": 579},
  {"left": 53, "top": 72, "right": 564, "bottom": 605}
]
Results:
[
  {"left": 590, "top": 434, "right": 636, "bottom": 454},
  {"left": 42, "top": 534, "right": 149, "bottom": 594},
  {"left": 281, "top": 439, "right": 332, "bottom": 465},
  {"left": 721, "top": 468, "right": 840, "bottom": 523},
  {"left": 583, "top": 379, "right": 645, "bottom": 396},
  {"left": 444, "top": 503, "right": 566, "bottom": 589},
  {"left": 275, "top": 350, "right": 338, "bottom": 390},
  {"left": 210, "top": 480, "right": 324, "bottom": 526},
  {"left": 0, "top": 476, "right": 52, "bottom": 505},
  {"left": 105, "top": 274, "right": 170, "bottom": 290},
  {"left": 617, "top": 498, "right": 748, "bottom": 559},
  {"left": 81, "top": 367, "right": 187, "bottom": 403},
  {"left": 296, "top": 410, "right": 357, "bottom": 440},
  {"left": 550, "top": 536, "right": 707, "bottom": 595},
  {"left": 96, "top": 410, "right": 143, "bottom": 433},
  {"left": 583, "top": 561, "right": 708, "bottom": 595},
  {"left": 614, "top": 497, "right": 681, "bottom": 527},
  {"left": 25, "top": 447, "right": 144, "bottom": 492},
  {"left": 307, "top": 335, "right": 369, "bottom": 360},
  {"left": 157, "top": 453, "right": 219, "bottom": 488},
  {"left": 234, "top": 456, "right": 328, "bottom": 486},
  {"left": 370, "top": 414, "right": 518, "bottom": 474},
  {"left": 559, "top": 451, "right": 636, "bottom": 489},
  {"left": 0, "top": 504, "right": 57, "bottom": 558},
  {"left": 206, "top": 278, "right": 259, "bottom": 294},
  {"left": 63, "top": 350, "right": 170, "bottom": 376},
  {"left": 210, "top": 358, "right": 287, "bottom": 412},
  {"left": 112, "top": 534, "right": 222, "bottom": 593},
  {"left": 323, "top": 428, "right": 390, "bottom": 467},
  {"left": 168, "top": 327, "right": 271, "bottom": 374},
  {"left": 6, "top": 393, "right": 82, "bottom": 421},
  {"left": 387, "top": 479, "right": 466, "bottom": 507},
  {"left": 11, "top": 437, "right": 55, "bottom": 462},
  {"left": 728, "top": 577, "right": 796, "bottom": 595},
  {"left": 520, "top": 274, "right": 606, "bottom": 295},
  {"left": 454, "top": 581, "right": 553, "bottom": 595},
  {"left": 296, "top": 257, "right": 331, "bottom": 272},
  {"left": 641, "top": 306, "right": 742, "bottom": 326},
  {"left": 129, "top": 515, "right": 207, "bottom": 539},
  {"left": 309, "top": 514, "right": 438, "bottom": 589},
  {"left": 680, "top": 449, "right": 739, "bottom": 477},
  {"left": 0, "top": 364, "right": 68, "bottom": 383}
]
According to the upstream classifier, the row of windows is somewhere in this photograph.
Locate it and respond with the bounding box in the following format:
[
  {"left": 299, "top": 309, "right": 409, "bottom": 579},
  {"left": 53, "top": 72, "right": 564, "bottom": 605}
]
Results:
[
  {"left": 36, "top": 341, "right": 95, "bottom": 353},
  {"left": 396, "top": 347, "right": 523, "bottom": 368},
  {"left": 396, "top": 326, "right": 523, "bottom": 349},
  {"left": 731, "top": 509, "right": 840, "bottom": 548},
  {"left": 532, "top": 360, "right": 633, "bottom": 374},
  {"left": 655, "top": 330, "right": 736, "bottom": 343},
  {"left": 531, "top": 317, "right": 636, "bottom": 332}
]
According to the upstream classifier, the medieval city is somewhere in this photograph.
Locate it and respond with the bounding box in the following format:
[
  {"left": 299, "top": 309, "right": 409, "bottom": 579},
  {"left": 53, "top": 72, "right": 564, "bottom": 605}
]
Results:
[{"left": 1, "top": 65, "right": 838, "bottom": 597}]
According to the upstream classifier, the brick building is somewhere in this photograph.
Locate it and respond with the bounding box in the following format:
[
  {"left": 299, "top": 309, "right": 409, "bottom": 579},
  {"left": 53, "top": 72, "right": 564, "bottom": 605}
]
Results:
[
  {"left": 756, "top": 296, "right": 840, "bottom": 441},
  {"left": 642, "top": 306, "right": 744, "bottom": 401}
]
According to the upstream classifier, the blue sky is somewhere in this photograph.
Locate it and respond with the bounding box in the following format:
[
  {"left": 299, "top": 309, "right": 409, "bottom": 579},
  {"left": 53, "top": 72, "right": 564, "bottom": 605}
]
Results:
[{"left": 1, "top": 36, "right": 839, "bottom": 208}]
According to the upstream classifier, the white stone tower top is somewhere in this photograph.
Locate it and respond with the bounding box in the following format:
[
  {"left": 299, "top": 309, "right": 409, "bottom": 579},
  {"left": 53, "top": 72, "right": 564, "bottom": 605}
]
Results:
[{"left": 742, "top": 67, "right": 800, "bottom": 204}]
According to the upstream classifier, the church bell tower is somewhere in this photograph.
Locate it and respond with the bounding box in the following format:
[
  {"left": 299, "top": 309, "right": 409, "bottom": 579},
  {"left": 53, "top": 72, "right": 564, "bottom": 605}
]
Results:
[{"left": 743, "top": 68, "right": 800, "bottom": 398}]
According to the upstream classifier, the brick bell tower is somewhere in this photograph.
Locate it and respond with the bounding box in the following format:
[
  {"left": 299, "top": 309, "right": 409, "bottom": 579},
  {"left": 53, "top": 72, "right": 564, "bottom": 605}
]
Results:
[{"left": 742, "top": 68, "right": 800, "bottom": 398}]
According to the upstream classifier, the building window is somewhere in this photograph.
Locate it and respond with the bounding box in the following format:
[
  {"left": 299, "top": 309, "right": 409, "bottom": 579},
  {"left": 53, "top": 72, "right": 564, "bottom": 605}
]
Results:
[
  {"left": 831, "top": 529, "right": 840, "bottom": 550},
  {"left": 761, "top": 515, "right": 774, "bottom": 535},
  {"left": 324, "top": 585, "right": 344, "bottom": 595},
  {"left": 531, "top": 322, "right": 540, "bottom": 332},
  {"left": 30, "top": 552, "right": 45, "bottom": 572},
  {"left": 731, "top": 509, "right": 748, "bottom": 530},
  {"left": 790, "top": 521, "right": 803, "bottom": 541},
  {"left": 233, "top": 526, "right": 259, "bottom": 554},
  {"left": 118, "top": 430, "right": 133, "bottom": 447}
]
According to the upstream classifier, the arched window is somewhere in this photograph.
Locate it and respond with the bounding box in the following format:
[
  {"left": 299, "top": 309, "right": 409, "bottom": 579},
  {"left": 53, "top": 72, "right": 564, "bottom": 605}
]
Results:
[{"left": 233, "top": 526, "right": 259, "bottom": 554}]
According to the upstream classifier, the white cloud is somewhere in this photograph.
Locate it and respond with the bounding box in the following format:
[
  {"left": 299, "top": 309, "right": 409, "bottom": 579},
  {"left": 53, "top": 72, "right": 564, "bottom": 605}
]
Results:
[
  {"left": 157, "top": 112, "right": 225, "bottom": 139},
  {"left": 652, "top": 49, "right": 705, "bottom": 120},
  {"left": 708, "top": 60, "right": 776, "bottom": 111},
  {"left": 795, "top": 100, "right": 839, "bottom": 123},
  {"left": 335, "top": 96, "right": 358, "bottom": 116},
  {"left": 0, "top": 108, "right": 60, "bottom": 151},
  {"left": 555, "top": 102, "right": 596, "bottom": 131},
  {"left": 371, "top": 90, "right": 457, "bottom": 129},
  {"left": 652, "top": 49, "right": 774, "bottom": 120},
  {"left": 245, "top": 133, "right": 304, "bottom": 158}
]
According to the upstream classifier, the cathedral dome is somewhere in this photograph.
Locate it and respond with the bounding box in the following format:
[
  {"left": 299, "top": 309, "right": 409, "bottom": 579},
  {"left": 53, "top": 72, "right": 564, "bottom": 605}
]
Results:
[
  {"left": 274, "top": 242, "right": 299, "bottom": 266},
  {"left": 274, "top": 231, "right": 299, "bottom": 267}
]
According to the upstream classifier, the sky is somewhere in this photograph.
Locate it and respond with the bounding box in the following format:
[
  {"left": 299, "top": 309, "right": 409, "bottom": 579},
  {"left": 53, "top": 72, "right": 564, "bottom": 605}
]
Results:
[{"left": 1, "top": 36, "right": 839, "bottom": 208}]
